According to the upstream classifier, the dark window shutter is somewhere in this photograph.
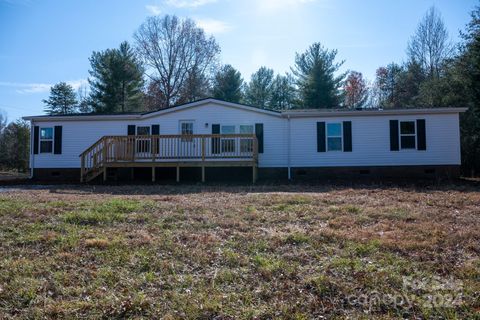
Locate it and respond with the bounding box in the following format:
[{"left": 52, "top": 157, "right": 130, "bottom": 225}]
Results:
[
  {"left": 212, "top": 124, "right": 220, "bottom": 154},
  {"left": 317, "top": 122, "right": 326, "bottom": 152},
  {"left": 343, "top": 121, "right": 352, "bottom": 152},
  {"left": 128, "top": 125, "right": 136, "bottom": 135},
  {"left": 33, "top": 126, "right": 39, "bottom": 154},
  {"left": 151, "top": 125, "right": 160, "bottom": 153},
  {"left": 389, "top": 120, "right": 399, "bottom": 151},
  {"left": 255, "top": 123, "right": 264, "bottom": 153},
  {"left": 416, "top": 119, "right": 426, "bottom": 150},
  {"left": 54, "top": 126, "right": 62, "bottom": 154}
]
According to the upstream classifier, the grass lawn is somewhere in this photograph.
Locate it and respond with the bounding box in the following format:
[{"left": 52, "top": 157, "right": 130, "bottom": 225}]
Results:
[{"left": 0, "top": 183, "right": 479, "bottom": 319}]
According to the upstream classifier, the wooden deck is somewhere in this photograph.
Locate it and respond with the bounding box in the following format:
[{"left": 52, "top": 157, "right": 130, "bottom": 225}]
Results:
[{"left": 79, "top": 134, "right": 258, "bottom": 183}]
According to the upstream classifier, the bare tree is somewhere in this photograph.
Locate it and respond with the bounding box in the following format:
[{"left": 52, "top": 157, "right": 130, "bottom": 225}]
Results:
[
  {"left": 77, "top": 84, "right": 92, "bottom": 113},
  {"left": 134, "top": 15, "right": 220, "bottom": 108},
  {"left": 343, "top": 71, "right": 369, "bottom": 109},
  {"left": 407, "top": 7, "right": 453, "bottom": 79},
  {"left": 0, "top": 110, "right": 7, "bottom": 133}
]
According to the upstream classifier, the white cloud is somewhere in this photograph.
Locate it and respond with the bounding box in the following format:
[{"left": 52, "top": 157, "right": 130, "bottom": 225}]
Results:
[
  {"left": 0, "top": 79, "right": 88, "bottom": 94},
  {"left": 195, "top": 18, "right": 231, "bottom": 34},
  {"left": 165, "top": 0, "right": 217, "bottom": 8},
  {"left": 145, "top": 4, "right": 162, "bottom": 15},
  {"left": 66, "top": 79, "right": 88, "bottom": 91}
]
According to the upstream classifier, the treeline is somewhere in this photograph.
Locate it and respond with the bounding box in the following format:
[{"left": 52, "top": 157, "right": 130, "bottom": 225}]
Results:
[
  {"left": 2, "top": 5, "right": 479, "bottom": 175},
  {"left": 0, "top": 113, "right": 30, "bottom": 172}
]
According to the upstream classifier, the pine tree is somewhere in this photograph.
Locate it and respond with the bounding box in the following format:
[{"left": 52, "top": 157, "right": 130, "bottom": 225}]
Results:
[
  {"left": 212, "top": 65, "right": 244, "bottom": 103},
  {"left": 88, "top": 41, "right": 144, "bottom": 113},
  {"left": 244, "top": 67, "right": 274, "bottom": 108},
  {"left": 42, "top": 82, "right": 78, "bottom": 115},
  {"left": 292, "top": 43, "right": 345, "bottom": 108}
]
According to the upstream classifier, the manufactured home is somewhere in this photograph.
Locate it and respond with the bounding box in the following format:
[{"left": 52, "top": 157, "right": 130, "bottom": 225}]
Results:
[{"left": 23, "top": 98, "right": 466, "bottom": 182}]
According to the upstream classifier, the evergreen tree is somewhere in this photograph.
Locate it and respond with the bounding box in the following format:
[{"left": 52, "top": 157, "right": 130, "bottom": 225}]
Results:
[
  {"left": 212, "top": 65, "right": 244, "bottom": 103},
  {"left": 292, "top": 43, "right": 345, "bottom": 108},
  {"left": 42, "top": 82, "right": 78, "bottom": 115},
  {"left": 396, "top": 60, "right": 425, "bottom": 107},
  {"left": 459, "top": 5, "right": 480, "bottom": 176},
  {"left": 270, "top": 74, "right": 297, "bottom": 110},
  {"left": 244, "top": 67, "right": 274, "bottom": 108},
  {"left": 88, "top": 41, "right": 144, "bottom": 113},
  {"left": 0, "top": 120, "right": 30, "bottom": 172}
]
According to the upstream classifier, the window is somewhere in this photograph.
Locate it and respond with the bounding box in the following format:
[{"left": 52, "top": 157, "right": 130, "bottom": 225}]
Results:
[
  {"left": 221, "top": 125, "right": 235, "bottom": 153},
  {"left": 400, "top": 121, "right": 416, "bottom": 149},
  {"left": 136, "top": 126, "right": 150, "bottom": 136},
  {"left": 180, "top": 121, "right": 194, "bottom": 142},
  {"left": 40, "top": 127, "right": 53, "bottom": 153},
  {"left": 240, "top": 125, "right": 254, "bottom": 153},
  {"left": 327, "top": 123, "right": 342, "bottom": 151},
  {"left": 136, "top": 126, "right": 151, "bottom": 153}
]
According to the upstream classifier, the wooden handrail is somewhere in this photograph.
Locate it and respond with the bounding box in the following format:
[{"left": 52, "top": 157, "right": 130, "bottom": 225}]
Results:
[
  {"left": 102, "top": 134, "right": 256, "bottom": 139},
  {"left": 80, "top": 134, "right": 258, "bottom": 182},
  {"left": 79, "top": 136, "right": 105, "bottom": 158}
]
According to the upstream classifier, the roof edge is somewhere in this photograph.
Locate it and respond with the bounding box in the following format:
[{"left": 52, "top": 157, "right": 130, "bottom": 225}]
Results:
[
  {"left": 23, "top": 98, "right": 282, "bottom": 121},
  {"left": 282, "top": 107, "right": 468, "bottom": 118}
]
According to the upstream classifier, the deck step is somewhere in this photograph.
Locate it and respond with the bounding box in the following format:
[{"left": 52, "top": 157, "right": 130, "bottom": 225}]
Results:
[{"left": 84, "top": 166, "right": 104, "bottom": 182}]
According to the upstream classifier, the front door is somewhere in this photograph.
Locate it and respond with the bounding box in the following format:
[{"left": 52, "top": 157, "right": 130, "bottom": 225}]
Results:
[
  {"left": 136, "top": 126, "right": 151, "bottom": 158},
  {"left": 179, "top": 120, "right": 195, "bottom": 158}
]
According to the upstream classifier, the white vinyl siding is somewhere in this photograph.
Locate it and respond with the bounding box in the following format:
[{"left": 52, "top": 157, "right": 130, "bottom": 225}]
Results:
[
  {"left": 31, "top": 102, "right": 288, "bottom": 168},
  {"left": 28, "top": 102, "right": 461, "bottom": 170},
  {"left": 289, "top": 113, "right": 461, "bottom": 167}
]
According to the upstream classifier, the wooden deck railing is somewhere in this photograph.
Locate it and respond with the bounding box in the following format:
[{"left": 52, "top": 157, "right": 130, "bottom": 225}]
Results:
[{"left": 80, "top": 134, "right": 258, "bottom": 182}]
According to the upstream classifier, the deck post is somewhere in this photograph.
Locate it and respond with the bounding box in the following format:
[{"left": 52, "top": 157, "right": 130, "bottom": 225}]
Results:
[
  {"left": 130, "top": 168, "right": 134, "bottom": 180},
  {"left": 201, "top": 137, "right": 206, "bottom": 182},
  {"left": 252, "top": 135, "right": 258, "bottom": 184},
  {"left": 80, "top": 155, "right": 85, "bottom": 182},
  {"left": 152, "top": 166, "right": 156, "bottom": 182},
  {"left": 176, "top": 166, "right": 180, "bottom": 183},
  {"left": 103, "top": 167, "right": 107, "bottom": 182}
]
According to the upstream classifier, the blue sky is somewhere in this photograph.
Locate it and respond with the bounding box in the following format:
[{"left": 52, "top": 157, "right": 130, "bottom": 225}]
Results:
[{"left": 0, "top": 0, "right": 476, "bottom": 121}]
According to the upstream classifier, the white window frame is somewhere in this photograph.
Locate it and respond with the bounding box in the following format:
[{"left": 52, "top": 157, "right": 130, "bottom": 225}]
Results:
[
  {"left": 221, "top": 125, "right": 236, "bottom": 153},
  {"left": 239, "top": 124, "right": 254, "bottom": 153},
  {"left": 136, "top": 126, "right": 151, "bottom": 153},
  {"left": 40, "top": 127, "right": 53, "bottom": 154},
  {"left": 179, "top": 120, "right": 194, "bottom": 142},
  {"left": 399, "top": 120, "right": 416, "bottom": 150},
  {"left": 326, "top": 122, "right": 343, "bottom": 152},
  {"left": 136, "top": 126, "right": 150, "bottom": 136}
]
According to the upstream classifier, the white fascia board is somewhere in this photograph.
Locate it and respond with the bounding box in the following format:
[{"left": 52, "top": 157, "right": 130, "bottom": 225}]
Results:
[{"left": 281, "top": 107, "right": 468, "bottom": 118}]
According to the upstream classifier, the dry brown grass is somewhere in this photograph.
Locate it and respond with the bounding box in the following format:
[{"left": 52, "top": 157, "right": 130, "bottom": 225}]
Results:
[{"left": 0, "top": 183, "right": 478, "bottom": 318}]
